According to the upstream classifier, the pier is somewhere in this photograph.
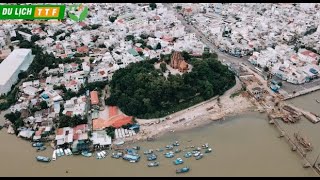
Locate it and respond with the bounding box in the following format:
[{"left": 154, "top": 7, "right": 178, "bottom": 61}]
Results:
[{"left": 283, "top": 86, "right": 320, "bottom": 101}]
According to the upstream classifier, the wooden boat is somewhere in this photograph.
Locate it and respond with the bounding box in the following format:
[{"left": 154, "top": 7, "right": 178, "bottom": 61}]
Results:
[
  {"left": 123, "top": 154, "right": 140, "bottom": 162},
  {"left": 166, "top": 145, "right": 174, "bottom": 150},
  {"left": 315, "top": 99, "right": 320, "bottom": 103},
  {"left": 32, "top": 142, "right": 44, "bottom": 147},
  {"left": 81, "top": 151, "right": 92, "bottom": 157},
  {"left": 174, "top": 149, "right": 181, "bottom": 153},
  {"left": 195, "top": 154, "right": 204, "bottom": 160},
  {"left": 176, "top": 167, "right": 190, "bottom": 174},
  {"left": 144, "top": 149, "right": 153, "bottom": 155},
  {"left": 132, "top": 146, "right": 140, "bottom": 150},
  {"left": 193, "top": 151, "right": 201, "bottom": 157},
  {"left": 205, "top": 148, "right": 212, "bottom": 153},
  {"left": 184, "top": 152, "right": 192, "bottom": 158},
  {"left": 294, "top": 133, "right": 313, "bottom": 151},
  {"left": 202, "top": 143, "right": 209, "bottom": 149},
  {"left": 164, "top": 152, "right": 174, "bottom": 158},
  {"left": 36, "top": 156, "right": 51, "bottom": 162},
  {"left": 173, "top": 158, "right": 184, "bottom": 165},
  {"left": 147, "top": 154, "right": 157, "bottom": 161},
  {"left": 172, "top": 141, "right": 180, "bottom": 146},
  {"left": 282, "top": 117, "right": 289, "bottom": 123},
  {"left": 148, "top": 161, "right": 160, "bottom": 167}
]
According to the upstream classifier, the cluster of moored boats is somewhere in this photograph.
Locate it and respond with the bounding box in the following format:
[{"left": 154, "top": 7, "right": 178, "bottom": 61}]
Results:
[
  {"left": 34, "top": 140, "right": 213, "bottom": 174},
  {"left": 109, "top": 141, "right": 213, "bottom": 173}
]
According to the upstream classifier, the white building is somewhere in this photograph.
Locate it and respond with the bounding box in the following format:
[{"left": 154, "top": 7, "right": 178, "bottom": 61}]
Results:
[{"left": 0, "top": 49, "right": 34, "bottom": 95}]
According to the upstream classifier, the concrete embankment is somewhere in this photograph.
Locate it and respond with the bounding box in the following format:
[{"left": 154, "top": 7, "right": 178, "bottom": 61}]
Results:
[
  {"left": 284, "top": 87, "right": 320, "bottom": 101},
  {"left": 283, "top": 104, "right": 320, "bottom": 124}
]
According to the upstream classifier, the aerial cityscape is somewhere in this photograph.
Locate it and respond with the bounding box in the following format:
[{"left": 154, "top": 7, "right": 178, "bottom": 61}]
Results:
[{"left": 0, "top": 3, "right": 320, "bottom": 177}]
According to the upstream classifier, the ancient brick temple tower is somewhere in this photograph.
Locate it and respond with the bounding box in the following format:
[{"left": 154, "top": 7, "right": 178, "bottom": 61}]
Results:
[{"left": 170, "top": 51, "right": 189, "bottom": 73}]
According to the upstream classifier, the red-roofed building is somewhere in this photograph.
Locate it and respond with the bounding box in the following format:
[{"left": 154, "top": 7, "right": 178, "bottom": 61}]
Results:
[
  {"left": 90, "top": 91, "right": 99, "bottom": 105},
  {"left": 77, "top": 46, "right": 89, "bottom": 54},
  {"left": 92, "top": 115, "right": 133, "bottom": 130},
  {"left": 298, "top": 50, "right": 319, "bottom": 64},
  {"left": 73, "top": 124, "right": 88, "bottom": 140},
  {"left": 135, "top": 47, "right": 143, "bottom": 52}
]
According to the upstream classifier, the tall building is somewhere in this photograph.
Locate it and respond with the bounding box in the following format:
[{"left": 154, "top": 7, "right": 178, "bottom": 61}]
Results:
[{"left": 0, "top": 49, "right": 34, "bottom": 95}]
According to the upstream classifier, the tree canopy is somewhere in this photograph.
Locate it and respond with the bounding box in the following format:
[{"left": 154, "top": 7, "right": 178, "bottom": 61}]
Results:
[{"left": 106, "top": 52, "right": 236, "bottom": 119}]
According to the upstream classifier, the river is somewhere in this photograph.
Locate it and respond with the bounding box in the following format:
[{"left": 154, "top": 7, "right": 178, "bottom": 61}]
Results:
[{"left": 0, "top": 110, "right": 316, "bottom": 176}]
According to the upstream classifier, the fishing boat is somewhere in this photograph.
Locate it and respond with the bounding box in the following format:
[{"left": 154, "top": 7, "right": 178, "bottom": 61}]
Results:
[
  {"left": 176, "top": 167, "right": 190, "bottom": 174},
  {"left": 111, "top": 152, "right": 122, "bottom": 159},
  {"left": 164, "top": 152, "right": 175, "bottom": 158},
  {"left": 101, "top": 150, "right": 107, "bottom": 157},
  {"left": 174, "top": 149, "right": 181, "bottom": 153},
  {"left": 64, "top": 149, "right": 69, "bottom": 156},
  {"left": 156, "top": 148, "right": 163, "bottom": 152},
  {"left": 59, "top": 148, "right": 65, "bottom": 156},
  {"left": 52, "top": 150, "right": 57, "bottom": 161},
  {"left": 147, "top": 154, "right": 157, "bottom": 161},
  {"left": 148, "top": 161, "right": 160, "bottom": 167},
  {"left": 67, "top": 148, "right": 73, "bottom": 155},
  {"left": 195, "top": 154, "right": 203, "bottom": 160},
  {"left": 202, "top": 143, "right": 209, "bottom": 149},
  {"left": 96, "top": 152, "right": 102, "bottom": 159},
  {"left": 32, "top": 142, "right": 44, "bottom": 147},
  {"left": 166, "top": 145, "right": 174, "bottom": 150},
  {"left": 132, "top": 146, "right": 140, "bottom": 150},
  {"left": 126, "top": 148, "right": 138, "bottom": 155},
  {"left": 294, "top": 133, "right": 313, "bottom": 151},
  {"left": 190, "top": 146, "right": 195, "bottom": 148},
  {"left": 36, "top": 146, "right": 46, "bottom": 152},
  {"left": 123, "top": 154, "right": 140, "bottom": 162},
  {"left": 113, "top": 139, "right": 125, "bottom": 146},
  {"left": 195, "top": 147, "right": 201, "bottom": 151},
  {"left": 173, "top": 141, "right": 180, "bottom": 146},
  {"left": 144, "top": 149, "right": 153, "bottom": 155},
  {"left": 205, "top": 148, "right": 212, "bottom": 153},
  {"left": 173, "top": 158, "right": 184, "bottom": 165},
  {"left": 315, "top": 99, "right": 320, "bottom": 103},
  {"left": 36, "top": 156, "right": 51, "bottom": 163},
  {"left": 81, "top": 151, "right": 92, "bottom": 157},
  {"left": 193, "top": 151, "right": 201, "bottom": 157},
  {"left": 184, "top": 152, "right": 192, "bottom": 158}
]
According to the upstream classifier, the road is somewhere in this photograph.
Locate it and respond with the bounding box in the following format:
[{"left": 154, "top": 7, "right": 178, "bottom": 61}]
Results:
[{"left": 163, "top": 4, "right": 249, "bottom": 64}]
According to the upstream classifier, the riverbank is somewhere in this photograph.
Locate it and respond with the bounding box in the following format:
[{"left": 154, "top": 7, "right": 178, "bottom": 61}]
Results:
[{"left": 127, "top": 77, "right": 256, "bottom": 142}]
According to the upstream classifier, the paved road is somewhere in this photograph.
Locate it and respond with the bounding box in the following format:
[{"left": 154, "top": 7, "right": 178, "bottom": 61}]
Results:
[{"left": 164, "top": 4, "right": 251, "bottom": 66}]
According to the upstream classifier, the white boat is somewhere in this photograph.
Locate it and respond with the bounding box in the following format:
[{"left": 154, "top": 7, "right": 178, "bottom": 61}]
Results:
[
  {"left": 52, "top": 150, "right": 57, "bottom": 161},
  {"left": 67, "top": 149, "right": 73, "bottom": 155},
  {"left": 100, "top": 152, "right": 105, "bottom": 158},
  {"left": 64, "top": 149, "right": 69, "bottom": 156},
  {"left": 60, "top": 148, "right": 64, "bottom": 156},
  {"left": 113, "top": 139, "right": 125, "bottom": 146},
  {"left": 101, "top": 151, "right": 106, "bottom": 156},
  {"left": 56, "top": 149, "right": 61, "bottom": 157},
  {"left": 96, "top": 152, "right": 102, "bottom": 159}
]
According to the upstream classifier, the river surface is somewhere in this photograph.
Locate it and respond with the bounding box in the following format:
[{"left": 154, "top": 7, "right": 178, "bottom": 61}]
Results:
[{"left": 0, "top": 110, "right": 316, "bottom": 177}]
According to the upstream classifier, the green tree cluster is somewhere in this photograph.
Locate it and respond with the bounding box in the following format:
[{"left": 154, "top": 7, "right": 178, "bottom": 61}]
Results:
[{"left": 106, "top": 52, "right": 235, "bottom": 119}]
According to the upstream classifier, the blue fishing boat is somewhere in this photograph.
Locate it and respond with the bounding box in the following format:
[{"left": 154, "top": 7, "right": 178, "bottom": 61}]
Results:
[
  {"left": 126, "top": 148, "right": 138, "bottom": 155},
  {"left": 123, "top": 154, "right": 140, "bottom": 162},
  {"left": 147, "top": 154, "right": 157, "bottom": 161},
  {"left": 205, "top": 148, "right": 212, "bottom": 153},
  {"left": 164, "top": 152, "right": 175, "bottom": 158},
  {"left": 36, "top": 156, "right": 51, "bottom": 162},
  {"left": 148, "top": 161, "right": 160, "bottom": 167},
  {"left": 32, "top": 142, "right": 44, "bottom": 147},
  {"left": 195, "top": 154, "right": 203, "bottom": 160},
  {"left": 81, "top": 151, "right": 92, "bottom": 157},
  {"left": 176, "top": 167, "right": 190, "bottom": 174},
  {"left": 184, "top": 152, "right": 192, "bottom": 158},
  {"left": 111, "top": 152, "right": 122, "bottom": 159},
  {"left": 173, "top": 158, "right": 184, "bottom": 165}
]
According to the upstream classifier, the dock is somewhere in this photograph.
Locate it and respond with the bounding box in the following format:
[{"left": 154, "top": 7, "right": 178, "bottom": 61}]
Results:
[
  {"left": 283, "top": 104, "right": 320, "bottom": 124},
  {"left": 283, "top": 86, "right": 320, "bottom": 100}
]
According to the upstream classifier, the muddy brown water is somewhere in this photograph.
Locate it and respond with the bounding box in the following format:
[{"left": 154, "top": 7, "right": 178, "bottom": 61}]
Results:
[{"left": 0, "top": 110, "right": 317, "bottom": 176}]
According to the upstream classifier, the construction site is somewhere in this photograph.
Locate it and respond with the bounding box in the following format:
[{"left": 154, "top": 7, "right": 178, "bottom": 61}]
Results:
[{"left": 231, "top": 62, "right": 320, "bottom": 174}]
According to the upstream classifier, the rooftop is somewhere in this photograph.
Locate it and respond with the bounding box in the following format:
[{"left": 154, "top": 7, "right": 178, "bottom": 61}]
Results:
[{"left": 0, "top": 49, "right": 32, "bottom": 85}]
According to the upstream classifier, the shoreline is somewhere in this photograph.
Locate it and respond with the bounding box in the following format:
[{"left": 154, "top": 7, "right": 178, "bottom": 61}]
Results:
[{"left": 123, "top": 77, "right": 257, "bottom": 143}]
